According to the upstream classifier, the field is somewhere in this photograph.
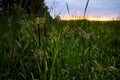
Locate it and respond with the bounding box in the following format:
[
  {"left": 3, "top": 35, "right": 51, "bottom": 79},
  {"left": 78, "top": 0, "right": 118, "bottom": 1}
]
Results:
[{"left": 0, "top": 14, "right": 120, "bottom": 80}]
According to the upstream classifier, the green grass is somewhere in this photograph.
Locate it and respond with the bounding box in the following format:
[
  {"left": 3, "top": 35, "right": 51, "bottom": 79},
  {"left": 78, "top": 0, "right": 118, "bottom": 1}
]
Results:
[{"left": 0, "top": 11, "right": 120, "bottom": 80}]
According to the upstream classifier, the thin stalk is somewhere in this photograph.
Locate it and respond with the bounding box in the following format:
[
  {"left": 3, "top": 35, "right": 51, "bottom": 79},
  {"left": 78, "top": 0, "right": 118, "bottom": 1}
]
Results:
[
  {"left": 66, "top": 2, "right": 70, "bottom": 16},
  {"left": 37, "top": 23, "right": 40, "bottom": 47},
  {"left": 84, "top": 0, "right": 89, "bottom": 18}
]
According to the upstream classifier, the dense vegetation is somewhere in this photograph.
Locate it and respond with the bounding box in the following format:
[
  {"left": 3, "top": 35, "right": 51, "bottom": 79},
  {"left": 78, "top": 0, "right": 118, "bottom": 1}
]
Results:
[
  {"left": 0, "top": 14, "right": 120, "bottom": 79},
  {"left": 0, "top": 0, "right": 120, "bottom": 80},
  {"left": 0, "top": 0, "right": 50, "bottom": 17}
]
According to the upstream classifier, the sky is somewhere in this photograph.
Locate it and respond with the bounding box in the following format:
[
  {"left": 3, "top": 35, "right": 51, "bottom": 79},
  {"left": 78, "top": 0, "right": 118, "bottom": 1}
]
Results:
[{"left": 45, "top": 0, "right": 120, "bottom": 19}]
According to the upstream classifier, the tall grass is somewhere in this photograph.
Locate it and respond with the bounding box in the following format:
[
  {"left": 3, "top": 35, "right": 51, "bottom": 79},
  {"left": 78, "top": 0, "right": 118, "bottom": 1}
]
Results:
[{"left": 0, "top": 1, "right": 120, "bottom": 80}]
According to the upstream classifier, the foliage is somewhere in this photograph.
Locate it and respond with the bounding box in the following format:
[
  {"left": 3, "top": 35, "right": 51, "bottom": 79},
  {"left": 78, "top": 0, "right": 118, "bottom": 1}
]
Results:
[
  {"left": 1, "top": 0, "right": 50, "bottom": 17},
  {"left": 0, "top": 12, "right": 120, "bottom": 79},
  {"left": 0, "top": 1, "right": 120, "bottom": 79}
]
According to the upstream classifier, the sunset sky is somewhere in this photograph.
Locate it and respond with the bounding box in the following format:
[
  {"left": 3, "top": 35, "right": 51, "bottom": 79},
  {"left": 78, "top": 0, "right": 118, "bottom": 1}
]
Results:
[{"left": 45, "top": 0, "right": 120, "bottom": 19}]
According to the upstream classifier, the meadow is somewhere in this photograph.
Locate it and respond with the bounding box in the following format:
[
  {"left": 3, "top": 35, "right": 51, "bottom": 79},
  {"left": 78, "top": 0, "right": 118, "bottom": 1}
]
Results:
[{"left": 0, "top": 11, "right": 120, "bottom": 80}]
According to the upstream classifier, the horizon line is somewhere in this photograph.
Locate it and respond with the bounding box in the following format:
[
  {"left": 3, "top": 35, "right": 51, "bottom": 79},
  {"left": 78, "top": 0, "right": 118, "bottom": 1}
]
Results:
[{"left": 60, "top": 16, "right": 120, "bottom": 21}]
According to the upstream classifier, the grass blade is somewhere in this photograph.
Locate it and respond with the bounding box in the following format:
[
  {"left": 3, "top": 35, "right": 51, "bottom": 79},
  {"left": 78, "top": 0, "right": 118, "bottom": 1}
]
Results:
[
  {"left": 84, "top": 0, "right": 90, "bottom": 18},
  {"left": 66, "top": 2, "right": 70, "bottom": 16}
]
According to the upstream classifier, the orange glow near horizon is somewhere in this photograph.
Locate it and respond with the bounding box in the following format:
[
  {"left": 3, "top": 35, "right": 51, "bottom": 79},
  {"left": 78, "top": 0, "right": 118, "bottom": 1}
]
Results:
[
  {"left": 61, "top": 17, "right": 118, "bottom": 21},
  {"left": 61, "top": 17, "right": 84, "bottom": 21},
  {"left": 86, "top": 17, "right": 113, "bottom": 21}
]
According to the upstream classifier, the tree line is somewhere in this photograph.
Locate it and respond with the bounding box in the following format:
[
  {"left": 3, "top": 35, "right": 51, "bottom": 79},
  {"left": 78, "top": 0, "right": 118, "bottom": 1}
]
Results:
[{"left": 0, "top": 0, "right": 50, "bottom": 17}]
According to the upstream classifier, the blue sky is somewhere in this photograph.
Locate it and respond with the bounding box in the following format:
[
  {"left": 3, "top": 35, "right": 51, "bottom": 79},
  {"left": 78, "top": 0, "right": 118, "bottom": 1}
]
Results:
[{"left": 45, "top": 0, "right": 120, "bottom": 18}]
